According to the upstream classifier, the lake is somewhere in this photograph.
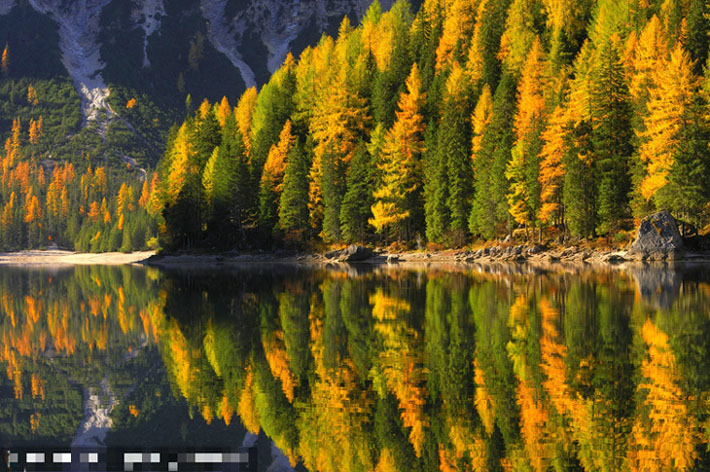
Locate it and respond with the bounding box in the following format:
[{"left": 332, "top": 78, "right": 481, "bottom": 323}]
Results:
[{"left": 1, "top": 262, "right": 710, "bottom": 471}]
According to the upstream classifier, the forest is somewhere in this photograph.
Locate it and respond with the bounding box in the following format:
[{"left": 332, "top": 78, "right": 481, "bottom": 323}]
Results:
[
  {"left": 2, "top": 0, "right": 710, "bottom": 252},
  {"left": 154, "top": 0, "right": 710, "bottom": 250}
]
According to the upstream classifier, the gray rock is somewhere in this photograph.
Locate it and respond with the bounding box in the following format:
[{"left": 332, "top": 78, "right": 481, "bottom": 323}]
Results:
[
  {"left": 528, "top": 245, "right": 543, "bottom": 255},
  {"left": 629, "top": 211, "right": 683, "bottom": 255},
  {"left": 386, "top": 254, "right": 400, "bottom": 264},
  {"left": 326, "top": 245, "right": 374, "bottom": 262}
]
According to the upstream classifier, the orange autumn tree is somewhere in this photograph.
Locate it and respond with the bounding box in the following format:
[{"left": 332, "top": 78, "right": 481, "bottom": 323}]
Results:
[
  {"left": 259, "top": 120, "right": 296, "bottom": 231},
  {"left": 638, "top": 43, "right": 708, "bottom": 221},
  {"left": 537, "top": 104, "right": 569, "bottom": 226},
  {"left": 506, "top": 38, "right": 549, "bottom": 236},
  {"left": 435, "top": 0, "right": 477, "bottom": 71},
  {"left": 216, "top": 96, "right": 231, "bottom": 127},
  {"left": 470, "top": 84, "right": 493, "bottom": 160},
  {"left": 28, "top": 117, "right": 43, "bottom": 145},
  {"left": 234, "top": 87, "right": 258, "bottom": 157},
  {"left": 369, "top": 63, "right": 426, "bottom": 241},
  {"left": 27, "top": 84, "right": 38, "bottom": 106},
  {"left": 1, "top": 43, "right": 8, "bottom": 76}
]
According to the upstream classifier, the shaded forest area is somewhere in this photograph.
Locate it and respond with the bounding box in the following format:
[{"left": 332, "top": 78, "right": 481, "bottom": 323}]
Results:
[{"left": 155, "top": 0, "right": 710, "bottom": 251}]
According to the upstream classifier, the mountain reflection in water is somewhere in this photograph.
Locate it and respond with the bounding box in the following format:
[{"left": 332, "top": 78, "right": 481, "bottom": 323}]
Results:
[{"left": 2, "top": 263, "right": 710, "bottom": 471}]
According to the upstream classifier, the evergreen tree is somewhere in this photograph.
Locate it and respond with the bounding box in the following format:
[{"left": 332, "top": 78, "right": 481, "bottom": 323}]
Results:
[
  {"left": 194, "top": 104, "right": 221, "bottom": 169},
  {"left": 426, "top": 63, "right": 473, "bottom": 245},
  {"left": 278, "top": 140, "right": 310, "bottom": 241},
  {"left": 590, "top": 37, "right": 633, "bottom": 236},
  {"left": 563, "top": 122, "right": 596, "bottom": 238},
  {"left": 470, "top": 72, "right": 517, "bottom": 239},
  {"left": 340, "top": 145, "right": 374, "bottom": 243}
]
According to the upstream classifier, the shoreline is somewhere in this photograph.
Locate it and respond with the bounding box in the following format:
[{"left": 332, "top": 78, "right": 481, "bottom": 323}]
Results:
[
  {"left": 2, "top": 246, "right": 710, "bottom": 269},
  {"left": 143, "top": 245, "right": 710, "bottom": 268}
]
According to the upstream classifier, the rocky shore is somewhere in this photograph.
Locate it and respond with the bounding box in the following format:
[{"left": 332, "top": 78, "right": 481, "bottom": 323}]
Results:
[{"left": 145, "top": 211, "right": 710, "bottom": 268}]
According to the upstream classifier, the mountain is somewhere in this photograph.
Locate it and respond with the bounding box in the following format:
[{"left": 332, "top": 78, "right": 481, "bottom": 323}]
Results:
[{"left": 0, "top": 0, "right": 397, "bottom": 168}]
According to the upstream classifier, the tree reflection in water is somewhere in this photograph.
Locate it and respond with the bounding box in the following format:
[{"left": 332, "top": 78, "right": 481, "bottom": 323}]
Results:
[{"left": 2, "top": 263, "right": 710, "bottom": 471}]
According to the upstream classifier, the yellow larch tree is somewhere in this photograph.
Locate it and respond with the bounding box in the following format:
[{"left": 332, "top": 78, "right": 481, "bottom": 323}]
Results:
[
  {"left": 638, "top": 44, "right": 699, "bottom": 202},
  {"left": 116, "top": 183, "right": 134, "bottom": 231},
  {"left": 1, "top": 43, "right": 8, "bottom": 76},
  {"left": 506, "top": 37, "right": 549, "bottom": 230},
  {"left": 234, "top": 87, "right": 258, "bottom": 157},
  {"left": 216, "top": 96, "right": 231, "bottom": 127},
  {"left": 1, "top": 192, "right": 16, "bottom": 231},
  {"left": 629, "top": 16, "right": 669, "bottom": 105},
  {"left": 146, "top": 172, "right": 162, "bottom": 217},
  {"left": 369, "top": 63, "right": 426, "bottom": 240},
  {"left": 100, "top": 197, "right": 110, "bottom": 224},
  {"left": 138, "top": 178, "right": 150, "bottom": 208},
  {"left": 471, "top": 84, "right": 493, "bottom": 159},
  {"left": 197, "top": 98, "right": 211, "bottom": 121},
  {"left": 94, "top": 167, "right": 107, "bottom": 196},
  {"left": 28, "top": 116, "right": 43, "bottom": 145},
  {"left": 87, "top": 201, "right": 100, "bottom": 223},
  {"left": 167, "top": 122, "right": 196, "bottom": 202},
  {"left": 537, "top": 104, "right": 569, "bottom": 225},
  {"left": 27, "top": 84, "right": 38, "bottom": 106},
  {"left": 435, "top": 0, "right": 477, "bottom": 71},
  {"left": 261, "top": 120, "right": 295, "bottom": 195},
  {"left": 3, "top": 117, "right": 21, "bottom": 173},
  {"left": 24, "top": 192, "right": 42, "bottom": 225}
]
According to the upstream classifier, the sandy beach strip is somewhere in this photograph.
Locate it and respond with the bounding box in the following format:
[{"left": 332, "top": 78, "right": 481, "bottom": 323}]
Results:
[{"left": 0, "top": 250, "right": 155, "bottom": 266}]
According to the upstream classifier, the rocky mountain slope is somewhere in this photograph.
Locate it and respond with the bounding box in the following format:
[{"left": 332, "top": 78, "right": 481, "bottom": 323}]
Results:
[{"left": 1, "top": 0, "right": 395, "bottom": 125}]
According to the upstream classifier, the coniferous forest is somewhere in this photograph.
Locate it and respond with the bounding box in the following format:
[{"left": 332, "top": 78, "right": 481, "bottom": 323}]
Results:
[{"left": 4, "top": 0, "right": 710, "bottom": 251}]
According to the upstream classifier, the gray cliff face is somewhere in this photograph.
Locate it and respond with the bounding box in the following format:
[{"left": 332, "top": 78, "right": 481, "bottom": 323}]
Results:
[
  {"left": 0, "top": 0, "right": 390, "bottom": 122},
  {"left": 204, "top": 0, "right": 394, "bottom": 77}
]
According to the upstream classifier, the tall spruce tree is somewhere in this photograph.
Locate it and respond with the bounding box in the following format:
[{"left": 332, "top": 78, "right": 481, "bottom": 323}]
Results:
[
  {"left": 470, "top": 72, "right": 517, "bottom": 239},
  {"left": 590, "top": 37, "right": 633, "bottom": 236},
  {"left": 278, "top": 140, "right": 310, "bottom": 241},
  {"left": 340, "top": 144, "right": 374, "bottom": 243},
  {"left": 425, "top": 63, "right": 472, "bottom": 245}
]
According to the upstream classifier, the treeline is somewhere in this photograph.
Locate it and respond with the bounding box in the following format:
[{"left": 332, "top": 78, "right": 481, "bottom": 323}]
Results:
[
  {"left": 155, "top": 0, "right": 710, "bottom": 250},
  {"left": 0, "top": 110, "right": 159, "bottom": 252}
]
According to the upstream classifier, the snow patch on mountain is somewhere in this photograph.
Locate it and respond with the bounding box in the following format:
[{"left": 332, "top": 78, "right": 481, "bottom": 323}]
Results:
[
  {"left": 200, "top": 0, "right": 257, "bottom": 88},
  {"left": 28, "top": 0, "right": 113, "bottom": 125},
  {"left": 132, "top": 0, "right": 165, "bottom": 68},
  {"left": 0, "top": 0, "right": 16, "bottom": 15}
]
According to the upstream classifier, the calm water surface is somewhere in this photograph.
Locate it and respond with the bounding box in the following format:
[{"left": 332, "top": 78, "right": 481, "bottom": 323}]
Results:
[{"left": 2, "top": 263, "right": 710, "bottom": 471}]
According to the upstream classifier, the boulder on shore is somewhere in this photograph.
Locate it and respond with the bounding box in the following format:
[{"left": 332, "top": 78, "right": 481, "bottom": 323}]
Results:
[
  {"left": 325, "top": 245, "right": 374, "bottom": 262},
  {"left": 628, "top": 211, "right": 683, "bottom": 260}
]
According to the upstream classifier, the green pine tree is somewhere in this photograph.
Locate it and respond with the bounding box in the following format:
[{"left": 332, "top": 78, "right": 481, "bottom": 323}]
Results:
[{"left": 340, "top": 144, "right": 374, "bottom": 243}]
